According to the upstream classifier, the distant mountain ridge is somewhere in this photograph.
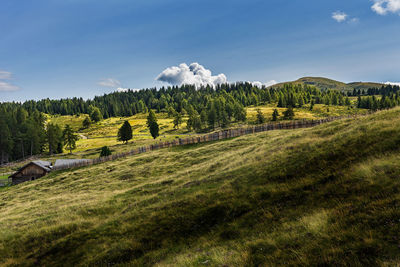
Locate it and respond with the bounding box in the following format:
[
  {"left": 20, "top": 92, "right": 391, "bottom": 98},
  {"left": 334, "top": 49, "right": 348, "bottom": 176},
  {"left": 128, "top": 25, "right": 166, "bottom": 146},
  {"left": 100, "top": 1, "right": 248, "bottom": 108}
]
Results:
[{"left": 272, "top": 77, "right": 384, "bottom": 92}]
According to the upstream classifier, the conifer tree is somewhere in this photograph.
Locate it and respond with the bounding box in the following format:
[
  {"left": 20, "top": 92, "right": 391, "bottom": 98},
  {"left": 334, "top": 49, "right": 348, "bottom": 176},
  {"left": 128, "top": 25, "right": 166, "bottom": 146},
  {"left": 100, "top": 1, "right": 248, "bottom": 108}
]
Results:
[
  {"left": 82, "top": 117, "right": 91, "bottom": 129},
  {"left": 200, "top": 110, "right": 208, "bottom": 127},
  {"left": 118, "top": 121, "right": 133, "bottom": 144},
  {"left": 147, "top": 110, "right": 159, "bottom": 139},
  {"left": 173, "top": 112, "right": 183, "bottom": 129},
  {"left": 167, "top": 106, "right": 176, "bottom": 118},
  {"left": 0, "top": 120, "right": 13, "bottom": 164},
  {"left": 283, "top": 106, "right": 295, "bottom": 120},
  {"left": 187, "top": 110, "right": 202, "bottom": 132},
  {"left": 309, "top": 100, "right": 315, "bottom": 111},
  {"left": 233, "top": 102, "right": 246, "bottom": 122},
  {"left": 90, "top": 106, "right": 103, "bottom": 122},
  {"left": 272, "top": 109, "right": 279, "bottom": 121},
  {"left": 345, "top": 97, "right": 351, "bottom": 106},
  {"left": 256, "top": 109, "right": 266, "bottom": 124},
  {"left": 63, "top": 124, "right": 79, "bottom": 154},
  {"left": 207, "top": 104, "right": 217, "bottom": 129},
  {"left": 357, "top": 96, "right": 362, "bottom": 108},
  {"left": 47, "top": 123, "right": 63, "bottom": 155}
]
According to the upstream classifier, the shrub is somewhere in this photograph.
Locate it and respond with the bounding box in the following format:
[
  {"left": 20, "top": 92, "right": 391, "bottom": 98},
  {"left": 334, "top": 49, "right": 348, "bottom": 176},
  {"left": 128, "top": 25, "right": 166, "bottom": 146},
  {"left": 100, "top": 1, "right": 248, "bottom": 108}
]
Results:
[{"left": 100, "top": 146, "right": 112, "bottom": 157}]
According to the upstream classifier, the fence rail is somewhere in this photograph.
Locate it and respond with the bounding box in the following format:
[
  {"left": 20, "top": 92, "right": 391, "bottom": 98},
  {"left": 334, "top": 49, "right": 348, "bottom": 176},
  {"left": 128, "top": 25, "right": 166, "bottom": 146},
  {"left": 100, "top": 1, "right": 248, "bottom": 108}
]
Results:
[{"left": 52, "top": 116, "right": 354, "bottom": 172}]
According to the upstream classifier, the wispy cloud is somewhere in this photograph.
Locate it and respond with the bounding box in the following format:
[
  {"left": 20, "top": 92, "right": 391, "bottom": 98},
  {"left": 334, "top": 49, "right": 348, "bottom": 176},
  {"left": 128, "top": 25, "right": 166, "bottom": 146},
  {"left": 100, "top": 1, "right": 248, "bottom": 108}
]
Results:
[
  {"left": 372, "top": 0, "right": 400, "bottom": 15},
  {"left": 98, "top": 78, "right": 121, "bottom": 88},
  {"left": 0, "top": 81, "right": 19, "bottom": 91},
  {"left": 0, "top": 70, "right": 20, "bottom": 91},
  {"left": 332, "top": 11, "right": 348, "bottom": 22},
  {"left": 98, "top": 78, "right": 130, "bottom": 92},
  {"left": 0, "top": 70, "right": 12, "bottom": 80},
  {"left": 156, "top": 63, "right": 227, "bottom": 88},
  {"left": 349, "top": 17, "right": 360, "bottom": 24}
]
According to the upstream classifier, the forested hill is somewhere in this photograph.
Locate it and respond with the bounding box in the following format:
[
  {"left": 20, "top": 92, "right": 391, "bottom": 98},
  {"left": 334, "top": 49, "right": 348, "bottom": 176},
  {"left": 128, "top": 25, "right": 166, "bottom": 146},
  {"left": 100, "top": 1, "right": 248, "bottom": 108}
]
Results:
[
  {"left": 1, "top": 80, "right": 396, "bottom": 119},
  {"left": 1, "top": 80, "right": 400, "bottom": 164}
]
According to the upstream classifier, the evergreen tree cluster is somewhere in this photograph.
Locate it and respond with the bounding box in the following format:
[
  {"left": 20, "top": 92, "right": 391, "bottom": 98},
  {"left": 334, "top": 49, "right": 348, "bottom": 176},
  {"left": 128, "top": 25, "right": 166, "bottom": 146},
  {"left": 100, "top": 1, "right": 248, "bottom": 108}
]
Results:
[
  {"left": 275, "top": 84, "right": 351, "bottom": 108},
  {"left": 0, "top": 105, "right": 82, "bottom": 163},
  {"left": 0, "top": 106, "right": 46, "bottom": 164},
  {"left": 349, "top": 84, "right": 400, "bottom": 97},
  {"left": 357, "top": 95, "right": 398, "bottom": 110},
  {"left": 0, "top": 82, "right": 359, "bottom": 120},
  {"left": 2, "top": 83, "right": 399, "bottom": 162}
]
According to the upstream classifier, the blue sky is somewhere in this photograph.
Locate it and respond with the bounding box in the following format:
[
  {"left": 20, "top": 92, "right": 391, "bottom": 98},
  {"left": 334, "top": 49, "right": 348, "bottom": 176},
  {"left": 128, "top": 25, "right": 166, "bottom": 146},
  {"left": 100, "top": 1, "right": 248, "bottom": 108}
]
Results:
[{"left": 1, "top": 0, "right": 400, "bottom": 102}]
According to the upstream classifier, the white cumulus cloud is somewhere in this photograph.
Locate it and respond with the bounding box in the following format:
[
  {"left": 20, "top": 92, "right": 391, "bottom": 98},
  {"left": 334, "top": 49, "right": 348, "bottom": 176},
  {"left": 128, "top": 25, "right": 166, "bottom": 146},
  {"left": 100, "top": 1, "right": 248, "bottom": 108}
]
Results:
[
  {"left": 385, "top": 81, "right": 400, "bottom": 86},
  {"left": 156, "top": 62, "right": 227, "bottom": 88},
  {"left": 372, "top": 0, "right": 400, "bottom": 15},
  {"left": 332, "top": 11, "right": 348, "bottom": 22}
]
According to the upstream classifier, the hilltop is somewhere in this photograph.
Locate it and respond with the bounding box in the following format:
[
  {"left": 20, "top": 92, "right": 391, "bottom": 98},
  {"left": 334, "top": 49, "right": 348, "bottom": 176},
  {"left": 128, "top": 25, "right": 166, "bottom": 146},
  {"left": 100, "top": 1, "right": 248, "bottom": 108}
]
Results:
[
  {"left": 273, "top": 77, "right": 384, "bottom": 92},
  {"left": 1, "top": 108, "right": 400, "bottom": 266}
]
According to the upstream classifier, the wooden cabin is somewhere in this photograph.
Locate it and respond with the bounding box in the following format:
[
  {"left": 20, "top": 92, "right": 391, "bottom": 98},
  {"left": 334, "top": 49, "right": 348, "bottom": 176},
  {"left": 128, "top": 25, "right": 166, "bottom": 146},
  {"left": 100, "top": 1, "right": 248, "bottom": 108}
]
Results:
[{"left": 9, "top": 161, "right": 52, "bottom": 185}]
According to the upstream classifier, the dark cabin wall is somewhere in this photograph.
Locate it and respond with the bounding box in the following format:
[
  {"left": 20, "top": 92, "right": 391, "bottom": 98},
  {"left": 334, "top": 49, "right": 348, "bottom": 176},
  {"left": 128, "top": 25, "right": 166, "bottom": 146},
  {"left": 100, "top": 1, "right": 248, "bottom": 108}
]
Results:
[{"left": 11, "top": 164, "right": 48, "bottom": 185}]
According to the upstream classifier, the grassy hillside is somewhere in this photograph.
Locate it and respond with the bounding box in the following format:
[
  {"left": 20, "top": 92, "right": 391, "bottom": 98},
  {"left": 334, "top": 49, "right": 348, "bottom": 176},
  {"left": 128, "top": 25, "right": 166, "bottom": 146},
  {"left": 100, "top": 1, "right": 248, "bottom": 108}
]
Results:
[
  {"left": 295, "top": 77, "right": 352, "bottom": 91},
  {"left": 44, "top": 103, "right": 367, "bottom": 153},
  {"left": 273, "top": 77, "right": 383, "bottom": 92},
  {"left": 348, "top": 82, "right": 383, "bottom": 91},
  {"left": 1, "top": 108, "right": 400, "bottom": 266},
  {"left": 273, "top": 77, "right": 352, "bottom": 91},
  {"left": 0, "top": 103, "right": 368, "bottom": 176}
]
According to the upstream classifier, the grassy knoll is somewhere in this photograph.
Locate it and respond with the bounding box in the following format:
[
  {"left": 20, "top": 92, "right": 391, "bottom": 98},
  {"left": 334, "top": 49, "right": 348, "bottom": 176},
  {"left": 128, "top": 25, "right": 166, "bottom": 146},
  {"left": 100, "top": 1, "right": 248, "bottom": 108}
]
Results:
[
  {"left": 47, "top": 114, "right": 89, "bottom": 132},
  {"left": 1, "top": 108, "right": 400, "bottom": 265},
  {"left": 273, "top": 77, "right": 383, "bottom": 92},
  {"left": 48, "top": 112, "right": 190, "bottom": 138}
]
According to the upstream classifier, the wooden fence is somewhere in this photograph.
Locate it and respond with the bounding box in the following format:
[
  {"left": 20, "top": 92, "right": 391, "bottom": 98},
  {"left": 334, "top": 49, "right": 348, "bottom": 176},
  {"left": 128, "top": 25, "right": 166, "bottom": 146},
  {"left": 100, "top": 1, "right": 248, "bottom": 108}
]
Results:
[{"left": 52, "top": 116, "right": 351, "bottom": 172}]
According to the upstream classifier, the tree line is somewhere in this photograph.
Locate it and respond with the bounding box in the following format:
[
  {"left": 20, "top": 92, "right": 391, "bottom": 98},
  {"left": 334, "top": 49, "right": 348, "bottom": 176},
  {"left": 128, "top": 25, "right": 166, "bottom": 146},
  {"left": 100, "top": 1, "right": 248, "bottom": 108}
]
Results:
[
  {"left": 0, "top": 105, "right": 79, "bottom": 164},
  {"left": 1, "top": 82, "right": 363, "bottom": 119},
  {"left": 3, "top": 83, "right": 399, "bottom": 163}
]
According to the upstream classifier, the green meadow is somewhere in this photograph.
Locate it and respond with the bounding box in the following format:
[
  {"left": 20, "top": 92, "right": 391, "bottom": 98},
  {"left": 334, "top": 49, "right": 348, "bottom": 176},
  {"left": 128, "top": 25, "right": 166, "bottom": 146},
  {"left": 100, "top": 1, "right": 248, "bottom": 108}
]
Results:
[
  {"left": 1, "top": 108, "right": 400, "bottom": 265},
  {"left": 0, "top": 103, "right": 370, "bottom": 175},
  {"left": 48, "top": 102, "right": 369, "bottom": 151}
]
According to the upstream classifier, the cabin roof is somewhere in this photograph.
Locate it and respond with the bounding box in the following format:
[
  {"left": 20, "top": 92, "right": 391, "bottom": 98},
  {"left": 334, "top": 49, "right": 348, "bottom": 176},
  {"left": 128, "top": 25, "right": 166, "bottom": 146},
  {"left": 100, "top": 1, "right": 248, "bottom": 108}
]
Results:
[{"left": 33, "top": 161, "right": 52, "bottom": 170}]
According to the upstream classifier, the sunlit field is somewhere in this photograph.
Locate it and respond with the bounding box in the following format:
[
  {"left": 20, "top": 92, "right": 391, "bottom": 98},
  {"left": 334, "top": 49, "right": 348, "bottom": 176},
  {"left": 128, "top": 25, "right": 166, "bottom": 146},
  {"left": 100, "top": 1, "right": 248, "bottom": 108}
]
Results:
[{"left": 0, "top": 103, "right": 371, "bottom": 175}]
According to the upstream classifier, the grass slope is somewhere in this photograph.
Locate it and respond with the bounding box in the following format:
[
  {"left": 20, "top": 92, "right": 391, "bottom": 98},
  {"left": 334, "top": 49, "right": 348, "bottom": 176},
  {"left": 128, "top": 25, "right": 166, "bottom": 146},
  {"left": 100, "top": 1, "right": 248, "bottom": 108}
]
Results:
[
  {"left": 348, "top": 82, "right": 384, "bottom": 91},
  {"left": 0, "top": 103, "right": 368, "bottom": 176},
  {"left": 273, "top": 77, "right": 352, "bottom": 91},
  {"left": 1, "top": 109, "right": 400, "bottom": 266},
  {"left": 45, "top": 103, "right": 367, "bottom": 153},
  {"left": 274, "top": 77, "right": 384, "bottom": 92}
]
